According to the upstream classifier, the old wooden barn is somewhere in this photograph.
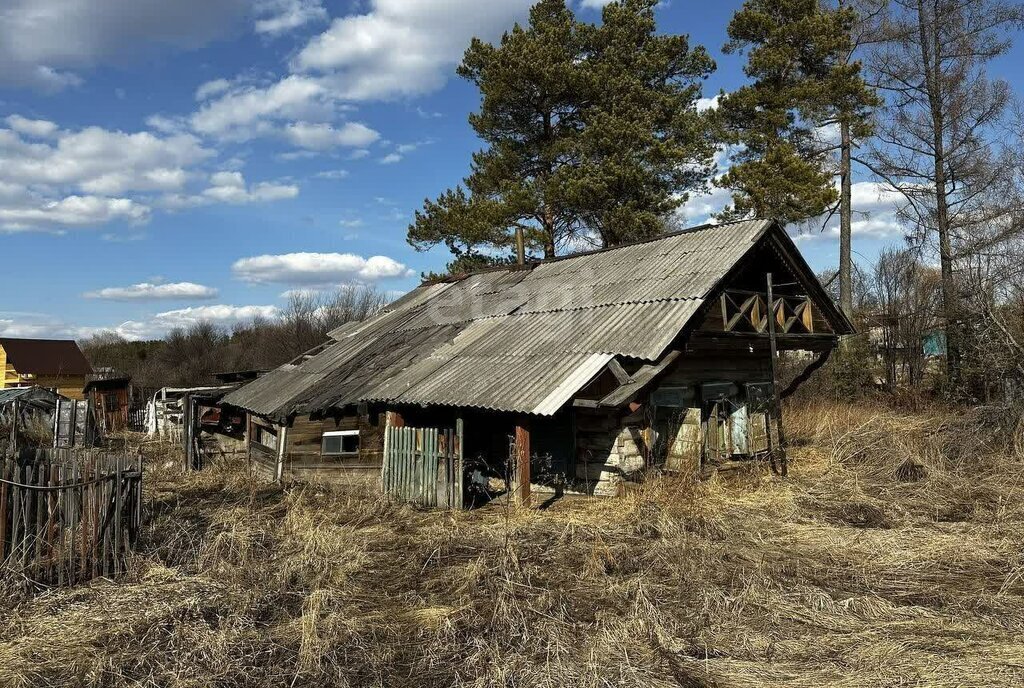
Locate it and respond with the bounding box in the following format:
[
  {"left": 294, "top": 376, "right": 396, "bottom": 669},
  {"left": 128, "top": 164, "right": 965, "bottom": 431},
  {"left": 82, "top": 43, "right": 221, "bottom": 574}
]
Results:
[{"left": 223, "top": 219, "right": 853, "bottom": 502}]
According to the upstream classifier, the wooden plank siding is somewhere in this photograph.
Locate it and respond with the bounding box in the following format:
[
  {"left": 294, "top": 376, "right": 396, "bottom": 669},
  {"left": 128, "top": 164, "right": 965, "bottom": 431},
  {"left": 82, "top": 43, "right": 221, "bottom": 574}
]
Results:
[
  {"left": 246, "top": 410, "right": 386, "bottom": 485},
  {"left": 87, "top": 386, "right": 130, "bottom": 433}
]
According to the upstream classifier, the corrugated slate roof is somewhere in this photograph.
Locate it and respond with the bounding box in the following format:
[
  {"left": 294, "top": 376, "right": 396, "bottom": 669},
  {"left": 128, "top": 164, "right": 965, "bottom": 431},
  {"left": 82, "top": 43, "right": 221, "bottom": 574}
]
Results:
[
  {"left": 0, "top": 338, "right": 92, "bottom": 376},
  {"left": 0, "top": 386, "right": 60, "bottom": 408},
  {"left": 224, "top": 219, "right": 784, "bottom": 419}
]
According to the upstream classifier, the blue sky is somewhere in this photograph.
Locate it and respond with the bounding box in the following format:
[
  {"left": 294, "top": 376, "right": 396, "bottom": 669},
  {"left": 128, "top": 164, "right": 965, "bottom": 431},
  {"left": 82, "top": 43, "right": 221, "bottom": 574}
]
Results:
[{"left": 0, "top": 0, "right": 1020, "bottom": 340}]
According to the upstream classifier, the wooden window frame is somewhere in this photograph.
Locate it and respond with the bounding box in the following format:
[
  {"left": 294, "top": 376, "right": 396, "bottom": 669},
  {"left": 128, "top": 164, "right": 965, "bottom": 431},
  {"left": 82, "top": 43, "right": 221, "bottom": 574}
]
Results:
[{"left": 321, "top": 429, "right": 359, "bottom": 457}]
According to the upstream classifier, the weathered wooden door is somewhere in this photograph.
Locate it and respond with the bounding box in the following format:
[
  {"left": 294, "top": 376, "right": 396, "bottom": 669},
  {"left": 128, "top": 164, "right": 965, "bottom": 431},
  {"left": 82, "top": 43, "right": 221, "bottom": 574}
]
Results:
[{"left": 382, "top": 420, "right": 463, "bottom": 508}]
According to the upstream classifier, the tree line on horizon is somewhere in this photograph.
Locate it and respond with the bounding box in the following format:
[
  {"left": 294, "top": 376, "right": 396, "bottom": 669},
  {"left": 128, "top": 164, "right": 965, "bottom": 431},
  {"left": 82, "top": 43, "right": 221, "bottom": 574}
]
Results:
[{"left": 81, "top": 286, "right": 388, "bottom": 391}]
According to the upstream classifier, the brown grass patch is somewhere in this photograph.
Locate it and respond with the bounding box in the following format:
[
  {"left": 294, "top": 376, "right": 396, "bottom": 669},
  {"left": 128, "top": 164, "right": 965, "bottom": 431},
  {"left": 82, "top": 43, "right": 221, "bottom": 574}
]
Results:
[{"left": 1, "top": 402, "right": 1023, "bottom": 686}]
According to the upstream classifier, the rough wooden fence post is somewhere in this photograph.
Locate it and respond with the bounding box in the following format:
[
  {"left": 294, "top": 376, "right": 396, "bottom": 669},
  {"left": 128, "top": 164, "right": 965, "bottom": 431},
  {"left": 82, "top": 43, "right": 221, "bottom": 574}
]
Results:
[{"left": 0, "top": 459, "right": 9, "bottom": 564}]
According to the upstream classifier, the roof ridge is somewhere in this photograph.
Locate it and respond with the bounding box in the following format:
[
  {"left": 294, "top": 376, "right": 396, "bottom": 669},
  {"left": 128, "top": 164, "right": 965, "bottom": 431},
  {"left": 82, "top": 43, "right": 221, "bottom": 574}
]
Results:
[
  {"left": 422, "top": 218, "right": 773, "bottom": 285},
  {"left": 0, "top": 336, "right": 79, "bottom": 342}
]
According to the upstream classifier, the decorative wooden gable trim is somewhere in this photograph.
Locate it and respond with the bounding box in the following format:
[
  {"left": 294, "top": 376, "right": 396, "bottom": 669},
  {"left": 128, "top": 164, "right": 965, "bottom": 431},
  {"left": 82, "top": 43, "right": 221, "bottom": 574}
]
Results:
[{"left": 719, "top": 289, "right": 817, "bottom": 334}]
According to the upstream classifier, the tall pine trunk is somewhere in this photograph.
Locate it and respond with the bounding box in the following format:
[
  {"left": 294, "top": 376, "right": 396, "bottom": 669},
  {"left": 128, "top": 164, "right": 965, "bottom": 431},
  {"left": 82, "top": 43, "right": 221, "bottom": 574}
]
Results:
[
  {"left": 542, "top": 205, "right": 556, "bottom": 258},
  {"left": 541, "top": 110, "right": 556, "bottom": 259},
  {"left": 839, "top": 118, "right": 853, "bottom": 321}
]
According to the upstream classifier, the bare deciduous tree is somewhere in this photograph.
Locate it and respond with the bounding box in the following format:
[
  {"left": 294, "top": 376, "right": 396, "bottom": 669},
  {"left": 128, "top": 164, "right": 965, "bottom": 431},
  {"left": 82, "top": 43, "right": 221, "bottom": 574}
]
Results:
[
  {"left": 870, "top": 247, "right": 941, "bottom": 390},
  {"left": 864, "top": 0, "right": 1024, "bottom": 390}
]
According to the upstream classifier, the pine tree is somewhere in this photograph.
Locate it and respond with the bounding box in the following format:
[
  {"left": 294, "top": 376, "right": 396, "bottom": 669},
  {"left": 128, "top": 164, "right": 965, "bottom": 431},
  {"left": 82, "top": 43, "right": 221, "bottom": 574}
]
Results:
[
  {"left": 716, "top": 0, "right": 875, "bottom": 226},
  {"left": 408, "top": 0, "right": 715, "bottom": 270},
  {"left": 569, "top": 0, "right": 717, "bottom": 246}
]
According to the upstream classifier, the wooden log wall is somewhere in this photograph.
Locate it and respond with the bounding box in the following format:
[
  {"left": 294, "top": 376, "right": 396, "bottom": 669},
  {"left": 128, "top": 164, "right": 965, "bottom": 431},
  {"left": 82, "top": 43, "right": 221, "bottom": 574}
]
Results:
[{"left": 0, "top": 447, "right": 143, "bottom": 586}]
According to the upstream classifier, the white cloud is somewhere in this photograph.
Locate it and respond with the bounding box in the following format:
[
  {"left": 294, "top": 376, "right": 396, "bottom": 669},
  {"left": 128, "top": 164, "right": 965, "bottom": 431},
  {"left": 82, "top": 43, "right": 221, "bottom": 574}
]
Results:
[
  {"left": 0, "top": 316, "right": 81, "bottom": 339},
  {"left": 0, "top": 119, "right": 235, "bottom": 232},
  {"left": 0, "top": 0, "right": 249, "bottom": 91},
  {"left": 284, "top": 121, "right": 380, "bottom": 150},
  {"left": 676, "top": 185, "right": 733, "bottom": 225},
  {"left": 695, "top": 94, "right": 722, "bottom": 112},
  {"left": 292, "top": 0, "right": 534, "bottom": 101},
  {"left": 190, "top": 75, "right": 332, "bottom": 139},
  {"left": 792, "top": 182, "right": 905, "bottom": 242},
  {"left": 277, "top": 150, "right": 320, "bottom": 161},
  {"left": 195, "top": 78, "right": 232, "bottom": 101},
  {"left": 0, "top": 195, "right": 149, "bottom": 232},
  {"left": 376, "top": 138, "right": 435, "bottom": 165},
  {"left": 201, "top": 171, "right": 299, "bottom": 204},
  {"left": 0, "top": 124, "right": 210, "bottom": 194},
  {"left": 338, "top": 218, "right": 363, "bottom": 228},
  {"left": 678, "top": 176, "right": 905, "bottom": 243},
  {"left": 151, "top": 304, "right": 281, "bottom": 328},
  {"left": 0, "top": 117, "right": 302, "bottom": 231},
  {"left": 108, "top": 304, "right": 282, "bottom": 340},
  {"left": 5, "top": 115, "right": 58, "bottom": 138},
  {"left": 254, "top": 0, "right": 328, "bottom": 35},
  {"left": 83, "top": 282, "right": 219, "bottom": 301},
  {"left": 233, "top": 252, "right": 413, "bottom": 285},
  {"left": 144, "top": 114, "right": 190, "bottom": 135},
  {"left": 578, "top": 0, "right": 615, "bottom": 8}
]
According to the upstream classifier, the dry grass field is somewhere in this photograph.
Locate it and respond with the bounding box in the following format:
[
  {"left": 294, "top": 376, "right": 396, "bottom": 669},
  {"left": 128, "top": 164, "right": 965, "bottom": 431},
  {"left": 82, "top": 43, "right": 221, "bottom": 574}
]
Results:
[{"left": 2, "top": 402, "right": 1024, "bottom": 687}]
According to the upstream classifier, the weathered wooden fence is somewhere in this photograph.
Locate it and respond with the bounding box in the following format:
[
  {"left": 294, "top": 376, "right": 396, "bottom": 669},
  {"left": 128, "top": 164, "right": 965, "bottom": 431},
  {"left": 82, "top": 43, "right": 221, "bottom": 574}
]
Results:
[
  {"left": 382, "top": 422, "right": 463, "bottom": 508},
  {"left": 0, "top": 448, "right": 142, "bottom": 585},
  {"left": 127, "top": 405, "right": 147, "bottom": 433}
]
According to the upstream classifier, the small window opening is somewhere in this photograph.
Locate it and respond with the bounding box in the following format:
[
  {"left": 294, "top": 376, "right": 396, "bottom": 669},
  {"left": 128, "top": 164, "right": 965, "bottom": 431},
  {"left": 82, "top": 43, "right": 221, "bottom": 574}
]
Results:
[{"left": 322, "top": 429, "right": 359, "bottom": 456}]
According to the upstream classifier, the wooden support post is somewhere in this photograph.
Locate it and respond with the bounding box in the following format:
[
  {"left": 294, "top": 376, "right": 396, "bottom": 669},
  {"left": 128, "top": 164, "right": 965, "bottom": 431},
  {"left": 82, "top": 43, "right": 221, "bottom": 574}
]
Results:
[
  {"left": 766, "top": 273, "right": 788, "bottom": 476},
  {"left": 9, "top": 399, "right": 16, "bottom": 453},
  {"left": 455, "top": 417, "right": 464, "bottom": 510},
  {"left": 275, "top": 424, "right": 288, "bottom": 484},
  {"left": 244, "top": 413, "right": 253, "bottom": 472},
  {"left": 181, "top": 393, "right": 191, "bottom": 472},
  {"left": 511, "top": 419, "right": 531, "bottom": 508}
]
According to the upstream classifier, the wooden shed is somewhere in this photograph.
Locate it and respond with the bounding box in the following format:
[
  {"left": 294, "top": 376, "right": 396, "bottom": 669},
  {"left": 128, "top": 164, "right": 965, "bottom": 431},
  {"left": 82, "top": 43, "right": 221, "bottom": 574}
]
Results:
[
  {"left": 224, "top": 219, "right": 853, "bottom": 502},
  {"left": 83, "top": 371, "right": 132, "bottom": 433}
]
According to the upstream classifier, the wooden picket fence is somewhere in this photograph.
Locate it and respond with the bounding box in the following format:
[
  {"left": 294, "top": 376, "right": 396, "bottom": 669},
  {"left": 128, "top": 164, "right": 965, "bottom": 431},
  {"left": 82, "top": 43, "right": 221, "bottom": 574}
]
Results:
[
  {"left": 382, "top": 422, "right": 464, "bottom": 509},
  {"left": 0, "top": 448, "right": 143, "bottom": 585}
]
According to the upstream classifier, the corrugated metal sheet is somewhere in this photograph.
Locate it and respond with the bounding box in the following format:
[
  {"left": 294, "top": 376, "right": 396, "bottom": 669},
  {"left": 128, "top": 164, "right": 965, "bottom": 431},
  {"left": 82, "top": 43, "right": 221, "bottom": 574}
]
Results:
[
  {"left": 0, "top": 386, "right": 60, "bottom": 408},
  {"left": 223, "top": 219, "right": 774, "bottom": 418}
]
